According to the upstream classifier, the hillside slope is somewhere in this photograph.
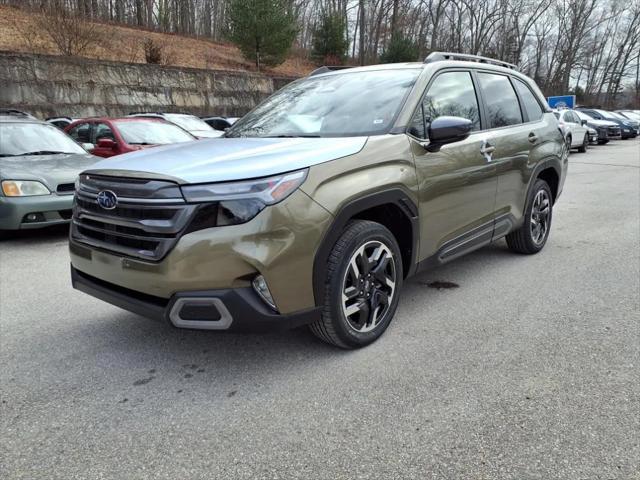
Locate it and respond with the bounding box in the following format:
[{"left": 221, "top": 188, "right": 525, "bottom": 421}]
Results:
[{"left": 0, "top": 5, "right": 313, "bottom": 77}]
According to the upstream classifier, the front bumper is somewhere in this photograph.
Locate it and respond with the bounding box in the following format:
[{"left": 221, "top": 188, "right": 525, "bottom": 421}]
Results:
[
  {"left": 0, "top": 194, "right": 73, "bottom": 230},
  {"left": 69, "top": 188, "right": 333, "bottom": 314},
  {"left": 621, "top": 127, "right": 637, "bottom": 138},
  {"left": 71, "top": 266, "right": 320, "bottom": 332}
]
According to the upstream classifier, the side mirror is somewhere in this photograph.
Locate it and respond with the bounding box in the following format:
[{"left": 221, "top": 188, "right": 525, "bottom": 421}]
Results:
[
  {"left": 425, "top": 116, "right": 473, "bottom": 152},
  {"left": 97, "top": 138, "right": 116, "bottom": 149},
  {"left": 581, "top": 120, "right": 588, "bottom": 126},
  {"left": 81, "top": 142, "right": 95, "bottom": 151}
]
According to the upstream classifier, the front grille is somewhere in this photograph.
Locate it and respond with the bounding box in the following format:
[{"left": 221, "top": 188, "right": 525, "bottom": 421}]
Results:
[
  {"left": 71, "top": 174, "right": 198, "bottom": 261},
  {"left": 608, "top": 126, "right": 621, "bottom": 136}
]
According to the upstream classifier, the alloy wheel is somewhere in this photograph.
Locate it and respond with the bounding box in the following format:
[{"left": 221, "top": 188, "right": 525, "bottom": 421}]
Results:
[
  {"left": 341, "top": 240, "right": 397, "bottom": 333},
  {"left": 530, "top": 189, "right": 551, "bottom": 245}
]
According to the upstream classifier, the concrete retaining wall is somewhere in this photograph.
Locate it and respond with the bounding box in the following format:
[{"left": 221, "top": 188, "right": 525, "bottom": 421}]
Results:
[{"left": 0, "top": 51, "right": 295, "bottom": 119}]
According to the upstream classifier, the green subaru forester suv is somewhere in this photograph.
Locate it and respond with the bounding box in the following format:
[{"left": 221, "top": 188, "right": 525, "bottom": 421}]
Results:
[{"left": 70, "top": 53, "right": 567, "bottom": 348}]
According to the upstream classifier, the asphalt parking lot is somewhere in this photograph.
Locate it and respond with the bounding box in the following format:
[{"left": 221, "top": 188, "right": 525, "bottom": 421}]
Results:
[{"left": 1, "top": 139, "right": 639, "bottom": 480}]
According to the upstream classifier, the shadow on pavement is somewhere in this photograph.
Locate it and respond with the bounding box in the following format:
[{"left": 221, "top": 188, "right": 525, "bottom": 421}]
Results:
[{"left": 1, "top": 224, "right": 70, "bottom": 245}]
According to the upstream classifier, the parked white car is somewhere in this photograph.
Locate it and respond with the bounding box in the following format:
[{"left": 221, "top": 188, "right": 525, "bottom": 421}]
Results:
[{"left": 552, "top": 108, "right": 589, "bottom": 152}]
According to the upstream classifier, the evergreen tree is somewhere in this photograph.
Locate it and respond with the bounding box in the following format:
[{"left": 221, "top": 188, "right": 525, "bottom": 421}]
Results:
[
  {"left": 227, "top": 0, "right": 297, "bottom": 70},
  {"left": 311, "top": 13, "right": 348, "bottom": 65},
  {"left": 379, "top": 36, "right": 419, "bottom": 64}
]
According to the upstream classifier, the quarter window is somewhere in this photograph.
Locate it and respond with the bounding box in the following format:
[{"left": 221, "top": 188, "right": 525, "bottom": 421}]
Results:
[
  {"left": 513, "top": 79, "right": 544, "bottom": 122},
  {"left": 477, "top": 73, "right": 523, "bottom": 128}
]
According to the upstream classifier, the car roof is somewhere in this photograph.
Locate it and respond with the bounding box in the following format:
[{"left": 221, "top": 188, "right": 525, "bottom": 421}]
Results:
[
  {"left": 82, "top": 117, "right": 168, "bottom": 122},
  {"left": 0, "top": 115, "right": 46, "bottom": 124},
  {"left": 309, "top": 59, "right": 537, "bottom": 90}
]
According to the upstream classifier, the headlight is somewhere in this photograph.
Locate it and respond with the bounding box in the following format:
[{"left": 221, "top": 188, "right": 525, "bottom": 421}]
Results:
[
  {"left": 1, "top": 180, "right": 51, "bottom": 197},
  {"left": 182, "top": 169, "right": 307, "bottom": 204},
  {"left": 182, "top": 170, "right": 308, "bottom": 233}
]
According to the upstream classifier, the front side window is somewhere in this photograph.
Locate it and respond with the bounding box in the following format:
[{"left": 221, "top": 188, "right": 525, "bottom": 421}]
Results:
[
  {"left": 0, "top": 122, "right": 87, "bottom": 156},
  {"left": 477, "top": 73, "right": 523, "bottom": 128},
  {"left": 68, "top": 123, "right": 92, "bottom": 143},
  {"left": 419, "top": 71, "right": 481, "bottom": 133},
  {"left": 513, "top": 79, "right": 543, "bottom": 122},
  {"left": 228, "top": 69, "right": 420, "bottom": 138}
]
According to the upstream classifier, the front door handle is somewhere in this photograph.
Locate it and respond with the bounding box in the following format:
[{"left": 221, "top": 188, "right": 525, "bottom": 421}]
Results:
[
  {"left": 528, "top": 132, "right": 539, "bottom": 143},
  {"left": 480, "top": 144, "right": 495, "bottom": 154}
]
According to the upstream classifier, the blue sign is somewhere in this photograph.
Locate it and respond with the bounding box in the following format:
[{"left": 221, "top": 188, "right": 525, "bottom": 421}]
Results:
[{"left": 547, "top": 95, "right": 575, "bottom": 109}]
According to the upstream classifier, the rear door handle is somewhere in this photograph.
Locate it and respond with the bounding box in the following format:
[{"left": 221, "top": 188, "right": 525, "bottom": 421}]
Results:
[{"left": 528, "top": 133, "right": 539, "bottom": 143}]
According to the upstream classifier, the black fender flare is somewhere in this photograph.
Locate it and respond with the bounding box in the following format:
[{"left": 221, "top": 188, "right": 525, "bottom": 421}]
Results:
[
  {"left": 527, "top": 156, "right": 563, "bottom": 203},
  {"left": 312, "top": 188, "right": 419, "bottom": 306}
]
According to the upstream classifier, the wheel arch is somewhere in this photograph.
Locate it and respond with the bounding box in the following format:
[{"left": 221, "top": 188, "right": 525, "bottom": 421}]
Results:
[
  {"left": 536, "top": 164, "right": 560, "bottom": 203},
  {"left": 312, "top": 188, "right": 419, "bottom": 306}
]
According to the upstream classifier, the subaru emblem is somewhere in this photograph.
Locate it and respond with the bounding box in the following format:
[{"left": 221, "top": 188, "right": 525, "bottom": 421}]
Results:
[{"left": 96, "top": 190, "right": 118, "bottom": 210}]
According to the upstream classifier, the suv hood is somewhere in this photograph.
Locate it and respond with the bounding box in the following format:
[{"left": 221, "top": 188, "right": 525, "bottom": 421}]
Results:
[
  {"left": 0, "top": 153, "right": 98, "bottom": 191},
  {"left": 85, "top": 137, "right": 368, "bottom": 184}
]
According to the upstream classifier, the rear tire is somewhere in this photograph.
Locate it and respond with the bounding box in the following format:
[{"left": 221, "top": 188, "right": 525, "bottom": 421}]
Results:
[
  {"left": 310, "top": 220, "right": 403, "bottom": 349},
  {"left": 506, "top": 179, "right": 553, "bottom": 254},
  {"left": 577, "top": 134, "right": 588, "bottom": 153}
]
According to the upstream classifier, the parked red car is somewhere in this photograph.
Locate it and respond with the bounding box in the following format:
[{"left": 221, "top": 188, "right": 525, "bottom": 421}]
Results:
[{"left": 64, "top": 117, "right": 196, "bottom": 157}]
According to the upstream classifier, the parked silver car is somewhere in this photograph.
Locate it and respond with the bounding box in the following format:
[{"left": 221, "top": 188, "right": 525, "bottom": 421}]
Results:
[{"left": 0, "top": 114, "right": 98, "bottom": 231}]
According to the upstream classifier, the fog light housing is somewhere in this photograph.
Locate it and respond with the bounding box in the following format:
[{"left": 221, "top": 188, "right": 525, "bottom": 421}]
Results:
[
  {"left": 23, "top": 212, "right": 45, "bottom": 223},
  {"left": 252, "top": 275, "right": 277, "bottom": 311}
]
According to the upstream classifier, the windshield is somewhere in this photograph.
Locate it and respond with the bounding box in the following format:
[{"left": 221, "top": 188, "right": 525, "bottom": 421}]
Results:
[
  {"left": 115, "top": 120, "right": 195, "bottom": 144},
  {"left": 227, "top": 69, "right": 421, "bottom": 138},
  {"left": 620, "top": 111, "right": 640, "bottom": 120},
  {"left": 576, "top": 110, "right": 596, "bottom": 120},
  {"left": 608, "top": 112, "right": 627, "bottom": 120},
  {"left": 165, "top": 114, "right": 214, "bottom": 132},
  {"left": 0, "top": 122, "right": 86, "bottom": 157},
  {"left": 594, "top": 109, "right": 615, "bottom": 119}
]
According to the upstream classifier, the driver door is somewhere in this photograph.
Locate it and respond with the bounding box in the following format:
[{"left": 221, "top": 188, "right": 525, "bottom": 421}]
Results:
[{"left": 409, "top": 70, "right": 498, "bottom": 263}]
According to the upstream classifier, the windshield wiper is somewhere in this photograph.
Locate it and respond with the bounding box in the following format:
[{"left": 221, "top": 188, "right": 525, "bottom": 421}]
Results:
[
  {"left": 0, "top": 153, "right": 19, "bottom": 157},
  {"left": 19, "top": 151, "right": 73, "bottom": 156},
  {"left": 129, "top": 142, "right": 155, "bottom": 145}
]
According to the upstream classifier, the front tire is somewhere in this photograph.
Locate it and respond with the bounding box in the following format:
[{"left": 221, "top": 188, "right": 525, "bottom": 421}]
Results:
[
  {"left": 310, "top": 220, "right": 403, "bottom": 349},
  {"left": 506, "top": 179, "right": 553, "bottom": 254}
]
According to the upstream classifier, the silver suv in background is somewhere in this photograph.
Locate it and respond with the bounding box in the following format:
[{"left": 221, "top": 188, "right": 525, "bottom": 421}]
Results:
[{"left": 127, "top": 112, "right": 223, "bottom": 138}]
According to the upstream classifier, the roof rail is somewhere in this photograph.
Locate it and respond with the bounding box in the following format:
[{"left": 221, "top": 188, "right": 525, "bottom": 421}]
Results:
[
  {"left": 424, "top": 52, "right": 518, "bottom": 70},
  {"left": 128, "top": 111, "right": 164, "bottom": 116},
  {"left": 309, "top": 65, "right": 354, "bottom": 76}
]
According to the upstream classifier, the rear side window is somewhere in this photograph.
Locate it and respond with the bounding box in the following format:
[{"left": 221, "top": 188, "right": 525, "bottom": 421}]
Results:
[
  {"left": 411, "top": 71, "right": 481, "bottom": 137},
  {"left": 513, "top": 79, "right": 544, "bottom": 121},
  {"left": 477, "top": 73, "right": 523, "bottom": 128}
]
